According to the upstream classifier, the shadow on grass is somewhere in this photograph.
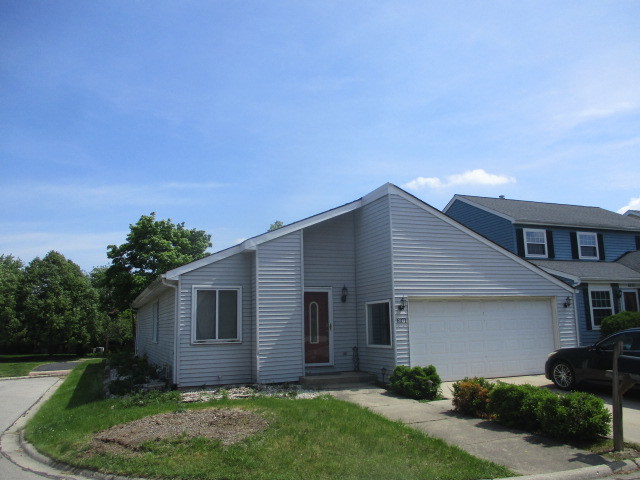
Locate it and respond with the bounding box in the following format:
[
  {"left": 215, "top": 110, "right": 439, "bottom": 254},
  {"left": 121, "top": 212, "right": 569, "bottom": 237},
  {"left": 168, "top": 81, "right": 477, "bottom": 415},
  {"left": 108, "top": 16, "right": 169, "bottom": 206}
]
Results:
[{"left": 66, "top": 361, "right": 105, "bottom": 409}]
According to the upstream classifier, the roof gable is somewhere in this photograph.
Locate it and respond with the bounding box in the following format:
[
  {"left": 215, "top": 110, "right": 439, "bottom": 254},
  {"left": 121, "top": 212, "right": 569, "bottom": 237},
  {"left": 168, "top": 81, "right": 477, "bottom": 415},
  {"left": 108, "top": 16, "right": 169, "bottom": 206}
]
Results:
[
  {"left": 445, "top": 195, "right": 640, "bottom": 231},
  {"left": 150, "top": 183, "right": 573, "bottom": 294}
]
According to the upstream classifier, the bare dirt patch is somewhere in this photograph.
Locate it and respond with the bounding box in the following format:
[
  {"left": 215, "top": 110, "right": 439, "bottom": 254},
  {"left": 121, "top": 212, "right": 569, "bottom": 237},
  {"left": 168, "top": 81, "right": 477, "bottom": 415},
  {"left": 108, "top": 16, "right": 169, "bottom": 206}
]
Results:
[{"left": 88, "top": 408, "right": 268, "bottom": 456}]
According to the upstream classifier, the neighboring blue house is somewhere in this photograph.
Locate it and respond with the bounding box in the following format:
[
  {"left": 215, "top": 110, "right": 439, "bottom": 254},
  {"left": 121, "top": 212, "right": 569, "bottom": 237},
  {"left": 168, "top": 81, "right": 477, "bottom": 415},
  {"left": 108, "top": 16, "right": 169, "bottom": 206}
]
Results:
[
  {"left": 444, "top": 195, "right": 640, "bottom": 346},
  {"left": 133, "top": 184, "right": 576, "bottom": 386}
]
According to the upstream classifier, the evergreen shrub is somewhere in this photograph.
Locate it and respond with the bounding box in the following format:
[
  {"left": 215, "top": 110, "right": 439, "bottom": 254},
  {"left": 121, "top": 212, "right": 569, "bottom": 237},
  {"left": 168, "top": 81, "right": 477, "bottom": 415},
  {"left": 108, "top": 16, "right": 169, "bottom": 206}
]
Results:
[{"left": 388, "top": 365, "right": 442, "bottom": 400}]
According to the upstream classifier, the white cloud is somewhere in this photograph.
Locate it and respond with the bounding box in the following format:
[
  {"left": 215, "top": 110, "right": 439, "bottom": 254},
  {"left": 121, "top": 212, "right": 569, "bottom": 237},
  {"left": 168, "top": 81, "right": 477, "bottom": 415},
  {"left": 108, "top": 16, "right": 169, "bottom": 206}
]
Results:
[
  {"left": 403, "top": 169, "right": 516, "bottom": 191},
  {"left": 618, "top": 196, "right": 640, "bottom": 214}
]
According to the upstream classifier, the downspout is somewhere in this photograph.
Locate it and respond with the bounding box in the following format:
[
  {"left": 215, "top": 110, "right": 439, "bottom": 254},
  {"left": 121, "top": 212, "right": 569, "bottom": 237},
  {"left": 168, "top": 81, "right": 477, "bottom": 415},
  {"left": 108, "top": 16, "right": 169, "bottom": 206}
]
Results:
[{"left": 162, "top": 276, "right": 179, "bottom": 387}]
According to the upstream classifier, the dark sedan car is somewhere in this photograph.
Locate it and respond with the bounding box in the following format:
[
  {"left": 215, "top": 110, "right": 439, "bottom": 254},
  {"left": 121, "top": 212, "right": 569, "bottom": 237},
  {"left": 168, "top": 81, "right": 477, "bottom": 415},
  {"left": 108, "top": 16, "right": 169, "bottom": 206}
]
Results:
[{"left": 545, "top": 328, "right": 640, "bottom": 389}]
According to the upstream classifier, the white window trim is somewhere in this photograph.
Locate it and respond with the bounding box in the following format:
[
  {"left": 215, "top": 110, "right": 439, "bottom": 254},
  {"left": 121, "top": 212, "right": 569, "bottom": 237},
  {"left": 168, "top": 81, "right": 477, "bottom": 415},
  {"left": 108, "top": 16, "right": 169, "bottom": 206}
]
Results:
[
  {"left": 578, "top": 231, "right": 599, "bottom": 260},
  {"left": 191, "top": 285, "right": 243, "bottom": 344},
  {"left": 365, "top": 300, "right": 393, "bottom": 349},
  {"left": 588, "top": 285, "right": 613, "bottom": 330},
  {"left": 152, "top": 300, "right": 159, "bottom": 343},
  {"left": 523, "top": 228, "right": 548, "bottom": 258}
]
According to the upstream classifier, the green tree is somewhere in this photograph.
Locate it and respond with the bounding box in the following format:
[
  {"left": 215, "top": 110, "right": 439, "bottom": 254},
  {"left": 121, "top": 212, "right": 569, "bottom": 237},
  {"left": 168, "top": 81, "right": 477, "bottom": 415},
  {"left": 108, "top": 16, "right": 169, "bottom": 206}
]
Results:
[
  {"left": 21, "top": 251, "right": 105, "bottom": 354},
  {"left": 90, "top": 266, "right": 134, "bottom": 352},
  {"left": 269, "top": 220, "right": 284, "bottom": 231},
  {"left": 0, "top": 255, "right": 26, "bottom": 351},
  {"left": 105, "top": 212, "right": 211, "bottom": 311}
]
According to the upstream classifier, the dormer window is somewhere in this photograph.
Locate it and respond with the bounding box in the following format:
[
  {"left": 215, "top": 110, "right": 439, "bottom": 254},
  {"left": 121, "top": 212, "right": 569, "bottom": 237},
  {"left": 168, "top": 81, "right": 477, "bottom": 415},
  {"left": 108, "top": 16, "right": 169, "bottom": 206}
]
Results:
[
  {"left": 524, "top": 229, "right": 548, "bottom": 258},
  {"left": 577, "top": 232, "right": 599, "bottom": 259}
]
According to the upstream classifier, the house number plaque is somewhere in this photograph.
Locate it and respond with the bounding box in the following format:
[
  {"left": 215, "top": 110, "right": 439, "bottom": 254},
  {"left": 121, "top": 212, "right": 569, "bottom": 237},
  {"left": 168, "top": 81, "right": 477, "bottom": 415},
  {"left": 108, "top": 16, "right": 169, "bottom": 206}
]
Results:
[{"left": 396, "top": 316, "right": 407, "bottom": 324}]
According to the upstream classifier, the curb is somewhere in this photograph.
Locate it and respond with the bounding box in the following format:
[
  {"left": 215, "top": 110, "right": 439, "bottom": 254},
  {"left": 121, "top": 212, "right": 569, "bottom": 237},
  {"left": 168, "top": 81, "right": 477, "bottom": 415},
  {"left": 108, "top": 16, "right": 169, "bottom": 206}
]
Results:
[{"left": 495, "top": 459, "right": 640, "bottom": 480}]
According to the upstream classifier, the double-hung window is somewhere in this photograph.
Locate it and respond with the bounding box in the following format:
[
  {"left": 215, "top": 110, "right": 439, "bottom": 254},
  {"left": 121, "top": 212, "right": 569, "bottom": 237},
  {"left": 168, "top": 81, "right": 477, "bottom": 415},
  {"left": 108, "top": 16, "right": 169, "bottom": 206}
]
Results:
[
  {"left": 524, "top": 229, "right": 547, "bottom": 258},
  {"left": 578, "top": 232, "right": 599, "bottom": 259},
  {"left": 366, "top": 301, "right": 391, "bottom": 347},
  {"left": 192, "top": 286, "right": 242, "bottom": 343},
  {"left": 589, "top": 287, "right": 613, "bottom": 329}
]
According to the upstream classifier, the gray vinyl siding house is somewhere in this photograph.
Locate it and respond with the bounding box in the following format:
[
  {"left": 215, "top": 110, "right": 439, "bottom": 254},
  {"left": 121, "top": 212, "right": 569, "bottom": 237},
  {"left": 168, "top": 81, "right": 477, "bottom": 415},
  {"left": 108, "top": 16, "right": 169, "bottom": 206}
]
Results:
[{"left": 133, "top": 184, "right": 576, "bottom": 386}]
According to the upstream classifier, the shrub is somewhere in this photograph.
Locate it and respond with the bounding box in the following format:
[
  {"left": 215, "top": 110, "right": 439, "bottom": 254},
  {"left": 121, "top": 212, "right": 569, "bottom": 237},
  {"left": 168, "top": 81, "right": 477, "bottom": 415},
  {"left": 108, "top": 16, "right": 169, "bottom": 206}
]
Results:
[
  {"left": 600, "top": 311, "right": 640, "bottom": 338},
  {"left": 388, "top": 365, "right": 442, "bottom": 400},
  {"left": 536, "top": 391, "right": 611, "bottom": 440},
  {"left": 451, "top": 377, "right": 494, "bottom": 418},
  {"left": 107, "top": 352, "right": 161, "bottom": 395},
  {"left": 488, "top": 383, "right": 554, "bottom": 432}
]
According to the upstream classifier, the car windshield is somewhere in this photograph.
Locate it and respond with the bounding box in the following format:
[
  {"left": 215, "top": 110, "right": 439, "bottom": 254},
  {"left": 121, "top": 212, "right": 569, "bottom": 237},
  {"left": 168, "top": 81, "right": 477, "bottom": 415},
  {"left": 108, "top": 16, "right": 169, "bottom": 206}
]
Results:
[{"left": 596, "top": 333, "right": 640, "bottom": 351}]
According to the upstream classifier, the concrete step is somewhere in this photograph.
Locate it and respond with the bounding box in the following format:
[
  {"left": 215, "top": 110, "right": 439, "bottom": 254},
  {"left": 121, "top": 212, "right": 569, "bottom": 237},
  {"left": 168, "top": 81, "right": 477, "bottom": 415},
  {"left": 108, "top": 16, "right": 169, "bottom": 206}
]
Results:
[{"left": 299, "top": 371, "right": 377, "bottom": 387}]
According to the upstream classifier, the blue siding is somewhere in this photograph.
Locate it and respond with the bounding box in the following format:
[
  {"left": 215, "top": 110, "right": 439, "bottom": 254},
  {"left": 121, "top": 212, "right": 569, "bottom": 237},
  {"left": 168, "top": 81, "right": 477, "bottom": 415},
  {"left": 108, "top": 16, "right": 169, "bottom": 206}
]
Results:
[
  {"left": 603, "top": 232, "right": 638, "bottom": 261},
  {"left": 551, "top": 230, "right": 572, "bottom": 260},
  {"left": 446, "top": 200, "right": 515, "bottom": 253},
  {"left": 517, "top": 226, "right": 637, "bottom": 262},
  {"left": 576, "top": 289, "right": 600, "bottom": 346}
]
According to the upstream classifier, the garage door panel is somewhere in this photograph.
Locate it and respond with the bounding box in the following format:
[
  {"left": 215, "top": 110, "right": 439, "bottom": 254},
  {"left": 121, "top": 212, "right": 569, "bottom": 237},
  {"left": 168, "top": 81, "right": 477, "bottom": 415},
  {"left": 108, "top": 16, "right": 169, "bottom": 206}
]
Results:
[{"left": 409, "top": 298, "right": 554, "bottom": 381}]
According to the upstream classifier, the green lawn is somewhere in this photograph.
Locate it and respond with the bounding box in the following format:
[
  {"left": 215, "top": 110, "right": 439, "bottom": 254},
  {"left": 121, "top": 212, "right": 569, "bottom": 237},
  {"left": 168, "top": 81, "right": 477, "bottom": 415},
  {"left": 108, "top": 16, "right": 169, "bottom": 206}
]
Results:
[
  {"left": 25, "top": 360, "right": 513, "bottom": 480},
  {"left": 0, "top": 354, "right": 80, "bottom": 378}
]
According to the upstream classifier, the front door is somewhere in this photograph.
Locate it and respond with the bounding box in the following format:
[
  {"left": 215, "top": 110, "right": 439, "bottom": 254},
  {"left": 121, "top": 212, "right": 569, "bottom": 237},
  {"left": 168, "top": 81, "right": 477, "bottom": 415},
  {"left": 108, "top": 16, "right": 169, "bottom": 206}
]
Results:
[
  {"left": 304, "top": 291, "right": 331, "bottom": 364},
  {"left": 623, "top": 290, "right": 639, "bottom": 312}
]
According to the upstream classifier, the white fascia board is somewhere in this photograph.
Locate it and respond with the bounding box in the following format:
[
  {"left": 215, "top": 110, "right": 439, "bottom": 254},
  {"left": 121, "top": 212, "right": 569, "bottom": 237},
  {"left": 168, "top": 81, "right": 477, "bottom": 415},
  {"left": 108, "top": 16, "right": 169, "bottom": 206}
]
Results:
[
  {"left": 361, "top": 183, "right": 394, "bottom": 206},
  {"left": 165, "top": 198, "right": 362, "bottom": 279},
  {"left": 131, "top": 276, "right": 178, "bottom": 308},
  {"left": 442, "top": 195, "right": 515, "bottom": 223},
  {"left": 241, "top": 199, "right": 361, "bottom": 249},
  {"left": 165, "top": 245, "right": 244, "bottom": 280},
  {"left": 388, "top": 185, "right": 575, "bottom": 293}
]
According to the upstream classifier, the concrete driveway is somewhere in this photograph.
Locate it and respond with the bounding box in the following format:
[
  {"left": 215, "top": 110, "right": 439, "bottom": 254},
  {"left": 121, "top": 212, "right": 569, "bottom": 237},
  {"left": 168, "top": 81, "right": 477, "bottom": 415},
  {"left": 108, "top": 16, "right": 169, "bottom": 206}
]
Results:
[{"left": 0, "top": 376, "right": 61, "bottom": 480}]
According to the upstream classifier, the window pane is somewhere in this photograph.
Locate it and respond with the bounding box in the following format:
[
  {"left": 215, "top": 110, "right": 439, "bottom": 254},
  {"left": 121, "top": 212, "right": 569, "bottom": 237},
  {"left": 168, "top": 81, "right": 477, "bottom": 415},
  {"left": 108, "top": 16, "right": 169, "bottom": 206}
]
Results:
[
  {"left": 368, "top": 302, "right": 390, "bottom": 346},
  {"left": 309, "top": 302, "right": 319, "bottom": 344},
  {"left": 218, "top": 290, "right": 238, "bottom": 339},
  {"left": 591, "top": 290, "right": 611, "bottom": 308},
  {"left": 196, "top": 290, "right": 216, "bottom": 340},
  {"left": 527, "top": 244, "right": 546, "bottom": 255},
  {"left": 526, "top": 231, "right": 545, "bottom": 243}
]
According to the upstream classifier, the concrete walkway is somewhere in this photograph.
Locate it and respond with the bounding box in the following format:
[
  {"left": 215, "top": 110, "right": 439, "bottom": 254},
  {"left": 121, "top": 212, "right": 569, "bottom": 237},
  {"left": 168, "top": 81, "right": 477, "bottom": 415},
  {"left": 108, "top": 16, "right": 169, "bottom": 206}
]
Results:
[{"left": 325, "top": 376, "right": 640, "bottom": 478}]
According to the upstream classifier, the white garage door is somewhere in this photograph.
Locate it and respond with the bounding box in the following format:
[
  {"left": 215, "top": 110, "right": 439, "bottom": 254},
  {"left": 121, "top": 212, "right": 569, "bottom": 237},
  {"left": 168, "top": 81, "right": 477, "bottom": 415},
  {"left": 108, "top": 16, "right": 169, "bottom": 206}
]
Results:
[{"left": 409, "top": 298, "right": 556, "bottom": 381}]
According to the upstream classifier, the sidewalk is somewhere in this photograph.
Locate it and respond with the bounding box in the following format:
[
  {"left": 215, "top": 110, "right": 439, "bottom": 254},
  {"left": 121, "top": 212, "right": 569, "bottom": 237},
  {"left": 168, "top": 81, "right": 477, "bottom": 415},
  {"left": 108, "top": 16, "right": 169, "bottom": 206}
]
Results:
[{"left": 325, "top": 380, "right": 640, "bottom": 479}]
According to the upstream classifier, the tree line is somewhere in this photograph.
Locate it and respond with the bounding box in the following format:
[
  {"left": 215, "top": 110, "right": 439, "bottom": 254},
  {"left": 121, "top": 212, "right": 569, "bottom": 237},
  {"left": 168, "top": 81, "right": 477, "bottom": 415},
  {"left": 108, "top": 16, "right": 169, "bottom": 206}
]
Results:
[{"left": 0, "top": 213, "right": 211, "bottom": 354}]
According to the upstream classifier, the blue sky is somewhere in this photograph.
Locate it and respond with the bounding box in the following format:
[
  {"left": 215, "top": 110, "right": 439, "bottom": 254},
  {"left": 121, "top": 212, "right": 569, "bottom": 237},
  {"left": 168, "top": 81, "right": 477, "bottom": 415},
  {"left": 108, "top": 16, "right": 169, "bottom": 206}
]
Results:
[{"left": 1, "top": 1, "right": 639, "bottom": 271}]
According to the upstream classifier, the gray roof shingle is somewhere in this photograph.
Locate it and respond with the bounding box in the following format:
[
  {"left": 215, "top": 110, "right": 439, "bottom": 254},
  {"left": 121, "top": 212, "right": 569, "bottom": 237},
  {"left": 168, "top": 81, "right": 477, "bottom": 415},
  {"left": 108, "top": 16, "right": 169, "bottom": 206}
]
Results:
[
  {"left": 457, "top": 195, "right": 640, "bottom": 231},
  {"left": 618, "top": 251, "right": 640, "bottom": 274},
  {"left": 530, "top": 260, "right": 640, "bottom": 282}
]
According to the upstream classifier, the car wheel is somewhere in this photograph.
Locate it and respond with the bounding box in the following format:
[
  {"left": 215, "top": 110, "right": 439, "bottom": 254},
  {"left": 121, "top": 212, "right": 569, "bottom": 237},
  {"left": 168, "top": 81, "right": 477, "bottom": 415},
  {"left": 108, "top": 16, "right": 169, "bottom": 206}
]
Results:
[{"left": 551, "top": 361, "right": 575, "bottom": 390}]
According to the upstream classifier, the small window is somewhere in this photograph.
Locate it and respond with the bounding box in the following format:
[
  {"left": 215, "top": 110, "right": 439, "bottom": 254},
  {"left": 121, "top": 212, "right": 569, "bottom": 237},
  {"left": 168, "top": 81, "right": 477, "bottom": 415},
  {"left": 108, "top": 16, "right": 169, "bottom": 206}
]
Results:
[
  {"left": 589, "top": 288, "right": 613, "bottom": 329},
  {"left": 578, "top": 232, "right": 599, "bottom": 259},
  {"left": 192, "top": 287, "right": 242, "bottom": 343},
  {"left": 524, "top": 229, "right": 547, "bottom": 258},
  {"left": 366, "top": 301, "right": 391, "bottom": 347},
  {"left": 152, "top": 300, "right": 159, "bottom": 343},
  {"left": 309, "top": 302, "right": 319, "bottom": 344}
]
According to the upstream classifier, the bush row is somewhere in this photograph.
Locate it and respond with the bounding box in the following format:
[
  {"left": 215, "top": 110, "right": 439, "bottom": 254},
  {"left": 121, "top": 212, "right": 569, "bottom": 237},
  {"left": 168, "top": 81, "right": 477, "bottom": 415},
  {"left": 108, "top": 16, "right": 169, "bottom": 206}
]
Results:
[{"left": 452, "top": 378, "right": 611, "bottom": 440}]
